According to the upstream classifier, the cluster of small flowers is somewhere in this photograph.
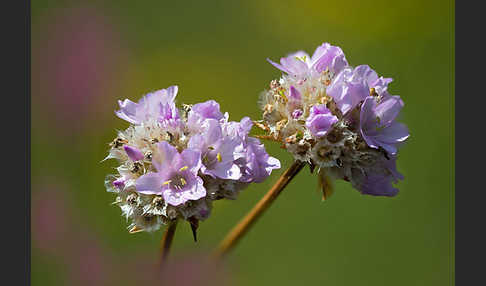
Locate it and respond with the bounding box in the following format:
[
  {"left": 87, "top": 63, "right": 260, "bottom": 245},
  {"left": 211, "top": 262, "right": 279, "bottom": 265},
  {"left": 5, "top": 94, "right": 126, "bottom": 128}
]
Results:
[
  {"left": 258, "top": 43, "right": 409, "bottom": 197},
  {"left": 104, "top": 86, "right": 280, "bottom": 233}
]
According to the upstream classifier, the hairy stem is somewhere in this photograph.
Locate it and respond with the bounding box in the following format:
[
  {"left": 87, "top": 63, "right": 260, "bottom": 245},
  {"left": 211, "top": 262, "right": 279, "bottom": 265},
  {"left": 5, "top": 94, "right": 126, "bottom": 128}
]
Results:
[{"left": 213, "top": 160, "right": 306, "bottom": 259}]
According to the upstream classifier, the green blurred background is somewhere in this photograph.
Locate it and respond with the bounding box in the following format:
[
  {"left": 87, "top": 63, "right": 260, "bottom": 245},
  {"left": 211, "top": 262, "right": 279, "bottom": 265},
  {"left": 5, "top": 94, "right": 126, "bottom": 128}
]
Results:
[{"left": 31, "top": 0, "right": 454, "bottom": 285}]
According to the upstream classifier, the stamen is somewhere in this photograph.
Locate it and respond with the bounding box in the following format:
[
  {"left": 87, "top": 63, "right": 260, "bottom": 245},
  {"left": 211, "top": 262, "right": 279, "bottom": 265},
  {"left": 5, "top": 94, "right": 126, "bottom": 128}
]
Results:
[
  {"left": 179, "top": 166, "right": 188, "bottom": 172},
  {"left": 375, "top": 125, "right": 386, "bottom": 132},
  {"left": 375, "top": 117, "right": 386, "bottom": 132},
  {"left": 295, "top": 55, "right": 306, "bottom": 62},
  {"left": 216, "top": 152, "right": 222, "bottom": 162},
  {"left": 180, "top": 178, "right": 187, "bottom": 186},
  {"left": 162, "top": 180, "right": 172, "bottom": 185},
  {"left": 370, "top": 87, "right": 378, "bottom": 97},
  {"left": 202, "top": 155, "right": 210, "bottom": 165}
]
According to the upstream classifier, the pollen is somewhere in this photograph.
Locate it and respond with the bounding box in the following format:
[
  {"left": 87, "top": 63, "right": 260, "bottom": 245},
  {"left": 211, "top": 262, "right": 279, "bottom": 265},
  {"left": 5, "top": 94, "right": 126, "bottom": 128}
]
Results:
[
  {"left": 179, "top": 166, "right": 189, "bottom": 172},
  {"left": 370, "top": 87, "right": 378, "bottom": 97},
  {"left": 295, "top": 55, "right": 306, "bottom": 62},
  {"left": 162, "top": 180, "right": 172, "bottom": 185},
  {"left": 217, "top": 152, "right": 222, "bottom": 162}
]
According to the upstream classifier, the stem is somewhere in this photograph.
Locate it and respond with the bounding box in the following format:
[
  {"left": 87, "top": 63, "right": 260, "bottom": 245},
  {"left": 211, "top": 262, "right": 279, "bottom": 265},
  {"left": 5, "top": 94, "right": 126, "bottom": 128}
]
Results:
[
  {"left": 159, "top": 219, "right": 178, "bottom": 266},
  {"left": 213, "top": 160, "right": 306, "bottom": 259}
]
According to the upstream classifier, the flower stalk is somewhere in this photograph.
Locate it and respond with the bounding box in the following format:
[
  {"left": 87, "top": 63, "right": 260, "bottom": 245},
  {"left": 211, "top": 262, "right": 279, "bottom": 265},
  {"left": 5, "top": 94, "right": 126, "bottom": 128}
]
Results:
[
  {"left": 159, "top": 219, "right": 178, "bottom": 266},
  {"left": 213, "top": 160, "right": 306, "bottom": 259}
]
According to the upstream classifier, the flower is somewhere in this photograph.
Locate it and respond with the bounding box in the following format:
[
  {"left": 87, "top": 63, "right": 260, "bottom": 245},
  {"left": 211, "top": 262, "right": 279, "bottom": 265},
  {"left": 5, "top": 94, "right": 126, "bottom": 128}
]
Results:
[
  {"left": 239, "top": 137, "right": 281, "bottom": 183},
  {"left": 136, "top": 141, "right": 205, "bottom": 206},
  {"left": 349, "top": 156, "right": 404, "bottom": 197},
  {"left": 267, "top": 42, "right": 348, "bottom": 78},
  {"left": 188, "top": 119, "right": 242, "bottom": 180},
  {"left": 224, "top": 116, "right": 281, "bottom": 183},
  {"left": 187, "top": 100, "right": 224, "bottom": 133},
  {"left": 326, "top": 66, "right": 370, "bottom": 115},
  {"left": 191, "top": 100, "right": 224, "bottom": 121},
  {"left": 123, "top": 145, "right": 144, "bottom": 161},
  {"left": 360, "top": 96, "right": 409, "bottom": 155},
  {"left": 326, "top": 65, "right": 394, "bottom": 115},
  {"left": 258, "top": 43, "right": 409, "bottom": 198},
  {"left": 104, "top": 85, "right": 281, "bottom": 233},
  {"left": 115, "top": 85, "right": 179, "bottom": 125},
  {"left": 305, "top": 104, "right": 338, "bottom": 137}
]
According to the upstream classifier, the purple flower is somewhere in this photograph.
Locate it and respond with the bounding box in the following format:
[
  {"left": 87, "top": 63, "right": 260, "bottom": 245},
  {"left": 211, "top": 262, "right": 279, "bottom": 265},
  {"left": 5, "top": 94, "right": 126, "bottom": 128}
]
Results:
[
  {"left": 159, "top": 99, "right": 182, "bottom": 130},
  {"left": 123, "top": 145, "right": 144, "bottom": 161},
  {"left": 115, "top": 85, "right": 180, "bottom": 125},
  {"left": 351, "top": 157, "right": 404, "bottom": 197},
  {"left": 239, "top": 137, "right": 281, "bottom": 183},
  {"left": 289, "top": 85, "right": 301, "bottom": 101},
  {"left": 360, "top": 96, "right": 409, "bottom": 155},
  {"left": 286, "top": 85, "right": 303, "bottom": 112},
  {"left": 191, "top": 100, "right": 224, "bottom": 121},
  {"left": 188, "top": 119, "right": 242, "bottom": 180},
  {"left": 305, "top": 105, "right": 338, "bottom": 137},
  {"left": 112, "top": 178, "right": 125, "bottom": 189},
  {"left": 135, "top": 141, "right": 205, "bottom": 206},
  {"left": 223, "top": 116, "right": 253, "bottom": 141},
  {"left": 223, "top": 117, "right": 280, "bottom": 183},
  {"left": 267, "top": 50, "right": 310, "bottom": 77},
  {"left": 267, "top": 43, "right": 348, "bottom": 77},
  {"left": 187, "top": 100, "right": 224, "bottom": 132},
  {"left": 353, "top": 65, "right": 393, "bottom": 97},
  {"left": 326, "top": 66, "right": 370, "bottom": 115},
  {"left": 310, "top": 42, "right": 348, "bottom": 74},
  {"left": 326, "top": 65, "right": 394, "bottom": 115},
  {"left": 292, "top": 109, "right": 303, "bottom": 119}
]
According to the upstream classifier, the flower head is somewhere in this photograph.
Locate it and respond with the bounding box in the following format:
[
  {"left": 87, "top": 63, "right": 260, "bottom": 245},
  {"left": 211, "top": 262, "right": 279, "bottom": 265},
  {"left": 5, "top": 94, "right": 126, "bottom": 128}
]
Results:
[
  {"left": 104, "top": 85, "right": 280, "bottom": 233},
  {"left": 258, "top": 43, "right": 409, "bottom": 198}
]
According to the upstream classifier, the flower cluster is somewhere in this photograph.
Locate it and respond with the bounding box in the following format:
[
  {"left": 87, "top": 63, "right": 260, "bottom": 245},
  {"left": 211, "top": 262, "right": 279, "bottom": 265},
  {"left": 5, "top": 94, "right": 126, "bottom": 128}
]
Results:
[
  {"left": 258, "top": 43, "right": 409, "bottom": 197},
  {"left": 104, "top": 86, "right": 280, "bottom": 233}
]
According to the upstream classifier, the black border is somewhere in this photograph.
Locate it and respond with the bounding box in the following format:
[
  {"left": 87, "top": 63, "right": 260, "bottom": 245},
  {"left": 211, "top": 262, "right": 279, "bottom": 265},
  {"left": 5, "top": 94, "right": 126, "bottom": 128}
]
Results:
[
  {"left": 27, "top": 0, "right": 31, "bottom": 284},
  {"left": 2, "top": 0, "right": 30, "bottom": 284},
  {"left": 456, "top": 0, "right": 485, "bottom": 285}
]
